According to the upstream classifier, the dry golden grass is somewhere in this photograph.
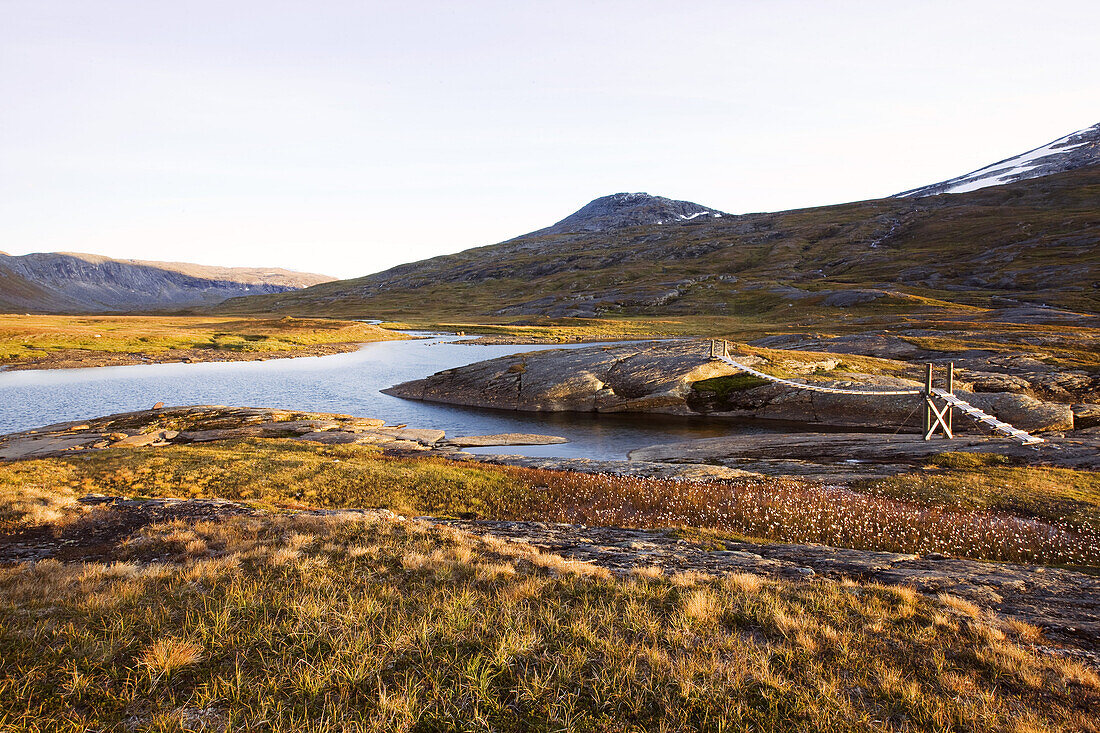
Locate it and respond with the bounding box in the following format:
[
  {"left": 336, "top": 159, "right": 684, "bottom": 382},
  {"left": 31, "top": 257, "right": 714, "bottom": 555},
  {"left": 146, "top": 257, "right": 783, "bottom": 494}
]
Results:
[
  {"left": 0, "top": 460, "right": 81, "bottom": 530},
  {"left": 140, "top": 637, "right": 204, "bottom": 677},
  {"left": 1, "top": 511, "right": 1098, "bottom": 731}
]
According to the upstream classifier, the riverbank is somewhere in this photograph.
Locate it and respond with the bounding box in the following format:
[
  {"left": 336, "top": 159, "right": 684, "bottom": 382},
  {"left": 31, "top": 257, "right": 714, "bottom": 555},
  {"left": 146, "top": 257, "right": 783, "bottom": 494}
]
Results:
[{"left": 0, "top": 314, "right": 408, "bottom": 371}]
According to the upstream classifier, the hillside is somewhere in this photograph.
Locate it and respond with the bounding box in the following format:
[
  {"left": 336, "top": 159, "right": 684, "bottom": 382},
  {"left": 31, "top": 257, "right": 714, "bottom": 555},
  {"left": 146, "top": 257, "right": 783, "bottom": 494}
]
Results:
[
  {"left": 216, "top": 165, "right": 1100, "bottom": 320},
  {"left": 0, "top": 252, "right": 334, "bottom": 313}
]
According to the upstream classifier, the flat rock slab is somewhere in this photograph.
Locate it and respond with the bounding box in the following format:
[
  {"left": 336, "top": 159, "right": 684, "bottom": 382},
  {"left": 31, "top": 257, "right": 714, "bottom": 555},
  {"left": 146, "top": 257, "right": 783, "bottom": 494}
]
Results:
[
  {"left": 114, "top": 430, "right": 177, "bottom": 447},
  {"left": 447, "top": 433, "right": 569, "bottom": 447},
  {"left": 445, "top": 453, "right": 762, "bottom": 480},
  {"left": 0, "top": 434, "right": 107, "bottom": 460},
  {"left": 376, "top": 427, "right": 446, "bottom": 444},
  {"left": 0, "top": 406, "right": 395, "bottom": 461},
  {"left": 429, "top": 517, "right": 1100, "bottom": 661},
  {"left": 295, "top": 431, "right": 367, "bottom": 445},
  {"left": 628, "top": 432, "right": 1100, "bottom": 472}
]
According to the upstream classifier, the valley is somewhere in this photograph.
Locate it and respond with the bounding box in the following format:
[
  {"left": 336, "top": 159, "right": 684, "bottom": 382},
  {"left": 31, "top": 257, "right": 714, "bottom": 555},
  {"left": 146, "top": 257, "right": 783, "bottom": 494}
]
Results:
[{"left": 2, "top": 121, "right": 1098, "bottom": 730}]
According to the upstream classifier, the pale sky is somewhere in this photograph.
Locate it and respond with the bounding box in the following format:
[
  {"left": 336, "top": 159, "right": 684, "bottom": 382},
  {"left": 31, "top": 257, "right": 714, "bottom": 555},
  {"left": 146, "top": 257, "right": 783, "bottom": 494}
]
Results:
[{"left": 1, "top": 1, "right": 1097, "bottom": 279}]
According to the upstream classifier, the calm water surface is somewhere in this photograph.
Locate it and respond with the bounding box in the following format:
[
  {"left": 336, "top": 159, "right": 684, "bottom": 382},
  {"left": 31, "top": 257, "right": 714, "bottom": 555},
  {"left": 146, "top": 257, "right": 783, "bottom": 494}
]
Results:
[{"left": 0, "top": 334, "right": 770, "bottom": 459}]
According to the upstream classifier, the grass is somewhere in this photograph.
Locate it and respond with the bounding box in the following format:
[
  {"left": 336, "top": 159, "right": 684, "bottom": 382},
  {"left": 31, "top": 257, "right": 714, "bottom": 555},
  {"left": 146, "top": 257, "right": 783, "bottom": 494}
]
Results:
[
  {"left": 861, "top": 455, "right": 1100, "bottom": 532},
  {"left": 0, "top": 314, "right": 406, "bottom": 365},
  {"left": 4, "top": 440, "right": 1098, "bottom": 567},
  {"left": 1, "top": 510, "right": 1098, "bottom": 731}
]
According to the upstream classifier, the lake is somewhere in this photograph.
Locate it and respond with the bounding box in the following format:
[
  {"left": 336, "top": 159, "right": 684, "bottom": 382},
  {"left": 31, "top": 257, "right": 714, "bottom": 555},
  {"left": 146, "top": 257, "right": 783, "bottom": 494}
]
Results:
[{"left": 0, "top": 333, "right": 774, "bottom": 460}]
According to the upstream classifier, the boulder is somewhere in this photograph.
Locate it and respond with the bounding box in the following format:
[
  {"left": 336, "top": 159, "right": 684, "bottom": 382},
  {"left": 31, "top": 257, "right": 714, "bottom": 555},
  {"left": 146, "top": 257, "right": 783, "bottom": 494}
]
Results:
[
  {"left": 1072, "top": 404, "right": 1100, "bottom": 430},
  {"left": 961, "top": 371, "right": 1031, "bottom": 393},
  {"left": 965, "top": 393, "right": 1074, "bottom": 432}
]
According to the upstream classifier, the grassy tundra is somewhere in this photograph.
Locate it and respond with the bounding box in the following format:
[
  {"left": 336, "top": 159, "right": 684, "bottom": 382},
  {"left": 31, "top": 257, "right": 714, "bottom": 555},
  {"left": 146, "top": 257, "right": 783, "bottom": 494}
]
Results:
[
  {"left": 0, "top": 314, "right": 406, "bottom": 370},
  {"left": 0, "top": 484, "right": 1098, "bottom": 730}
]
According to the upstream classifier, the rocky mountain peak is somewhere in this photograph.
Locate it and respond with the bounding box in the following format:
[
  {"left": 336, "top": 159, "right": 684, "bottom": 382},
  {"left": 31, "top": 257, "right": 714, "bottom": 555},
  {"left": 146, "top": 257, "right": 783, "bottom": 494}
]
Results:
[
  {"left": 526, "top": 192, "right": 727, "bottom": 237},
  {"left": 896, "top": 122, "right": 1100, "bottom": 197}
]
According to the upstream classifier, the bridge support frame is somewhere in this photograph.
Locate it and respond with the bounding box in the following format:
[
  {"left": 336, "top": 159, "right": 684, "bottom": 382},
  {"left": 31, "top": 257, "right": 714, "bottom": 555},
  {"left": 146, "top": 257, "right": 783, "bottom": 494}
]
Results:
[{"left": 922, "top": 362, "right": 955, "bottom": 440}]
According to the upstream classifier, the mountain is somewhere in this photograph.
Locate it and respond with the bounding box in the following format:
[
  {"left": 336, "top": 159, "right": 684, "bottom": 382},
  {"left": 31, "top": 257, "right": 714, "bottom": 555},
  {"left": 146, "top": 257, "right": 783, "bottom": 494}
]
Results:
[
  {"left": 216, "top": 165, "right": 1100, "bottom": 321},
  {"left": 0, "top": 252, "right": 334, "bottom": 313},
  {"left": 896, "top": 123, "right": 1100, "bottom": 197},
  {"left": 523, "top": 192, "right": 726, "bottom": 237}
]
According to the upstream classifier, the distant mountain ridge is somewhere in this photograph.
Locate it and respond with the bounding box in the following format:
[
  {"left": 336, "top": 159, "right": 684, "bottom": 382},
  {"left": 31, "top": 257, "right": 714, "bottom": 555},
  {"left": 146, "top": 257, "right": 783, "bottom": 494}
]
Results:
[
  {"left": 896, "top": 122, "right": 1100, "bottom": 197},
  {"left": 0, "top": 251, "right": 334, "bottom": 313}
]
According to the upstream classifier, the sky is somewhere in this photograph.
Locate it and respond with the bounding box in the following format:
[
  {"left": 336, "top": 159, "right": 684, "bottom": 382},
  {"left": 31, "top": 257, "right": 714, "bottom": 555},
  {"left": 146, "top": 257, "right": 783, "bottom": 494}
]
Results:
[{"left": 1, "top": 1, "right": 1098, "bottom": 280}]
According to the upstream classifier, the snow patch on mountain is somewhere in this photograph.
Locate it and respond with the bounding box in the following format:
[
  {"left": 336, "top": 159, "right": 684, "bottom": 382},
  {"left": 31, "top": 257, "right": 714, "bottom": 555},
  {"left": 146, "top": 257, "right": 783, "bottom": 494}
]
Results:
[{"left": 896, "top": 123, "right": 1100, "bottom": 198}]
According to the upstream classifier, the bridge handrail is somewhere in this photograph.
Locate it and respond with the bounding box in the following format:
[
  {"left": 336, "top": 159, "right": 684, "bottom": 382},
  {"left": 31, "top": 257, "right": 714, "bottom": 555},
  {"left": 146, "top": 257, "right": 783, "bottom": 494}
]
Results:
[{"left": 712, "top": 354, "right": 922, "bottom": 396}]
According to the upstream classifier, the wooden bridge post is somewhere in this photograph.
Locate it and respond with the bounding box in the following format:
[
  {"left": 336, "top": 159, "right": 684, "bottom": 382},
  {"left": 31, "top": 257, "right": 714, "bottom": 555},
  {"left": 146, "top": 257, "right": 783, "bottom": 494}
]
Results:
[
  {"left": 922, "top": 362, "right": 954, "bottom": 441},
  {"left": 946, "top": 362, "right": 954, "bottom": 434},
  {"left": 922, "top": 363, "right": 933, "bottom": 437}
]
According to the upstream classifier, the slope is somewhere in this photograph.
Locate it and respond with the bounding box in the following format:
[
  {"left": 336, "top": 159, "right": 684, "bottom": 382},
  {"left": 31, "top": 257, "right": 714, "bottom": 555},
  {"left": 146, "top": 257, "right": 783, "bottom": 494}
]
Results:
[{"left": 215, "top": 165, "right": 1100, "bottom": 321}]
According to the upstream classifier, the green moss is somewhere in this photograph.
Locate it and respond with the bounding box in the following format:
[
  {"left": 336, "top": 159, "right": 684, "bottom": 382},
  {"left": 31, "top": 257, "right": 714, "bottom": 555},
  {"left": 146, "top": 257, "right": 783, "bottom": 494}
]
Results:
[
  {"left": 929, "top": 452, "right": 1013, "bottom": 469},
  {"left": 692, "top": 374, "right": 770, "bottom": 396}
]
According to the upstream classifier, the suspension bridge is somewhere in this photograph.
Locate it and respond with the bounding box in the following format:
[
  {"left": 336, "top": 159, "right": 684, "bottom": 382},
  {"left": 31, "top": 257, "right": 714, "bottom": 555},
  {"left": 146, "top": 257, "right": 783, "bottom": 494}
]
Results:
[{"left": 708, "top": 340, "right": 1045, "bottom": 446}]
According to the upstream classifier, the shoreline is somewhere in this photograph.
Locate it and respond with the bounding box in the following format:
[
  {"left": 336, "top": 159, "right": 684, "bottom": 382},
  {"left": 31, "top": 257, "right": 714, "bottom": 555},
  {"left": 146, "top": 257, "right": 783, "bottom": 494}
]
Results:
[{"left": 0, "top": 341, "right": 368, "bottom": 372}]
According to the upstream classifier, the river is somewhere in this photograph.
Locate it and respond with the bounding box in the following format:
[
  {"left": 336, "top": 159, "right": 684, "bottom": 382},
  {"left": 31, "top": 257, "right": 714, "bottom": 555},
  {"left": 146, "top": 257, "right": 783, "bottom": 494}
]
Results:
[{"left": 0, "top": 333, "right": 784, "bottom": 460}]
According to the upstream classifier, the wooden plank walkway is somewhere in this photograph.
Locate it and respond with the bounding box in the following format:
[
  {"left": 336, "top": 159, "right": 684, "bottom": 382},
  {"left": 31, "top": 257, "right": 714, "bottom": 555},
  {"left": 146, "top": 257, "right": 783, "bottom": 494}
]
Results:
[{"left": 930, "top": 388, "right": 1045, "bottom": 445}]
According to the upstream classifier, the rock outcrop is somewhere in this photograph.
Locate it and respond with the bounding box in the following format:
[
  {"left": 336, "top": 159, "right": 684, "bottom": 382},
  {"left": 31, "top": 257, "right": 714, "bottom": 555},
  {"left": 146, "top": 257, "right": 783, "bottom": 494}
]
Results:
[
  {"left": 384, "top": 340, "right": 737, "bottom": 414},
  {"left": 384, "top": 340, "right": 1075, "bottom": 432}
]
